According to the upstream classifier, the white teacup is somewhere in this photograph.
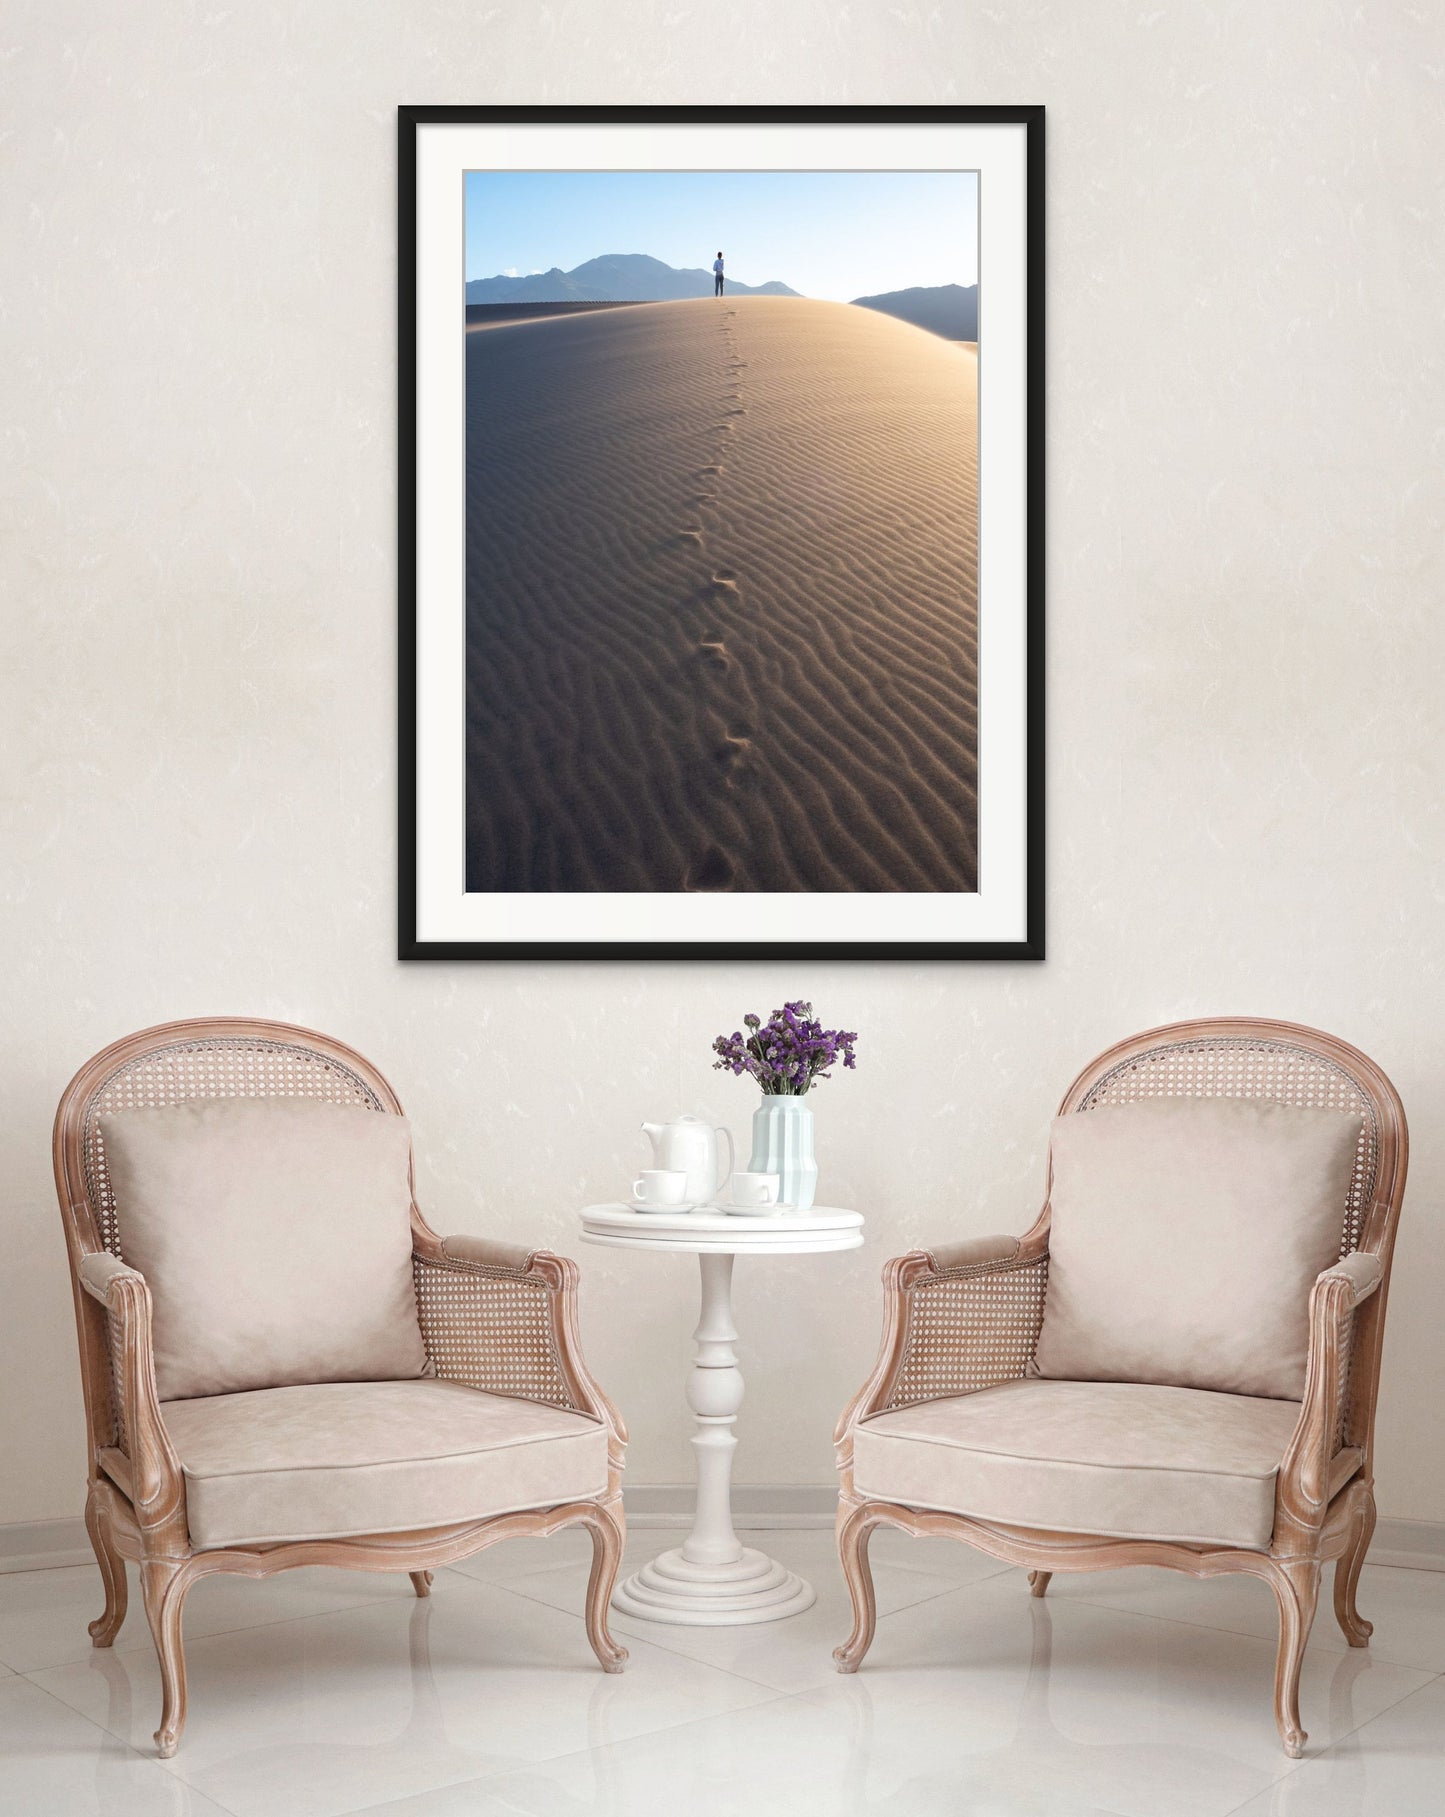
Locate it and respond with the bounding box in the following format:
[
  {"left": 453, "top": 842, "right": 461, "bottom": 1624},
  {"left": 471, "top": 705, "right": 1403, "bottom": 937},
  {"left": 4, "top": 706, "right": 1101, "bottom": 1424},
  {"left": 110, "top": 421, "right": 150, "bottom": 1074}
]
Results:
[
  {"left": 633, "top": 1168, "right": 688, "bottom": 1209},
  {"left": 729, "top": 1170, "right": 781, "bottom": 1209}
]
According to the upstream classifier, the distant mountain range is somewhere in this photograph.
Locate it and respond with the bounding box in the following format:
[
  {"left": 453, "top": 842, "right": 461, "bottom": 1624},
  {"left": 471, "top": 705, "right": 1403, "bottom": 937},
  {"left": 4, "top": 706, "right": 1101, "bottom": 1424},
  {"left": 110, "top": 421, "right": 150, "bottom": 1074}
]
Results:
[
  {"left": 465, "top": 253, "right": 800, "bottom": 305},
  {"left": 851, "top": 283, "right": 978, "bottom": 341},
  {"left": 465, "top": 258, "right": 977, "bottom": 339}
]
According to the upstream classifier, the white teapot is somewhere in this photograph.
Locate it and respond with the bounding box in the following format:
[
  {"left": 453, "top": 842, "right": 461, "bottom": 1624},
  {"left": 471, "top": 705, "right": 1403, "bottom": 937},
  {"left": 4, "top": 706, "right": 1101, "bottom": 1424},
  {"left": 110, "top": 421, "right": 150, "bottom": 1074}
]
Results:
[{"left": 640, "top": 1114, "right": 734, "bottom": 1204}]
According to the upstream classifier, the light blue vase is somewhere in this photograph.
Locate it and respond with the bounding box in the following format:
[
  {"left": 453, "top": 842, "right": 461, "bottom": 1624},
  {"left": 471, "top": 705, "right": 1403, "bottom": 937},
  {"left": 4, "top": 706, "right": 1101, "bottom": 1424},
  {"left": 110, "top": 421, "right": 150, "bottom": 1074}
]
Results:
[{"left": 748, "top": 1094, "right": 818, "bottom": 1210}]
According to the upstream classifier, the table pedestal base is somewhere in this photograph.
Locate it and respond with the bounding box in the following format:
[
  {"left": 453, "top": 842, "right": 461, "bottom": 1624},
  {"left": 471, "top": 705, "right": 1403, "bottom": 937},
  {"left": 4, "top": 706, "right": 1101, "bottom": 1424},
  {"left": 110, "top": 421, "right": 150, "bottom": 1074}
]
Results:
[
  {"left": 613, "top": 1544, "right": 815, "bottom": 1627},
  {"left": 613, "top": 1251, "right": 820, "bottom": 1627}
]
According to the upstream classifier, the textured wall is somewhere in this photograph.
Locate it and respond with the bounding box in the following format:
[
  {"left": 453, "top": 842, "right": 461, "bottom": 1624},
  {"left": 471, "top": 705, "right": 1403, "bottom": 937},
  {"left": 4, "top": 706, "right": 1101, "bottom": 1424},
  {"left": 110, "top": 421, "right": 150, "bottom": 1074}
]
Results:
[{"left": 2, "top": 3, "right": 1442, "bottom": 1527}]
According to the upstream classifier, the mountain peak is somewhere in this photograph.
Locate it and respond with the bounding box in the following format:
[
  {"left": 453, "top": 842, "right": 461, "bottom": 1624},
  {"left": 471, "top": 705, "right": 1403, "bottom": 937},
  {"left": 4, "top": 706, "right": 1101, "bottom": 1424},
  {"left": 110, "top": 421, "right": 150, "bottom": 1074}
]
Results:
[{"left": 851, "top": 282, "right": 978, "bottom": 341}]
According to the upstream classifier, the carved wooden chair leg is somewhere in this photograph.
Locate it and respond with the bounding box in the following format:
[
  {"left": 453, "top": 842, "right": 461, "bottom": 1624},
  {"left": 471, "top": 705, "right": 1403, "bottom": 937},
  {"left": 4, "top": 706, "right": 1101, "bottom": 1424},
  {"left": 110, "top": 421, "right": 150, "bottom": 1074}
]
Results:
[
  {"left": 409, "top": 1571, "right": 434, "bottom": 1598},
  {"left": 833, "top": 1503, "right": 881, "bottom": 1673},
  {"left": 85, "top": 1485, "right": 128, "bottom": 1647},
  {"left": 1333, "top": 1485, "right": 1376, "bottom": 1648},
  {"left": 141, "top": 1559, "right": 193, "bottom": 1759},
  {"left": 1028, "top": 1570, "right": 1052, "bottom": 1598},
  {"left": 582, "top": 1505, "right": 628, "bottom": 1673},
  {"left": 1269, "top": 1558, "right": 1321, "bottom": 1759}
]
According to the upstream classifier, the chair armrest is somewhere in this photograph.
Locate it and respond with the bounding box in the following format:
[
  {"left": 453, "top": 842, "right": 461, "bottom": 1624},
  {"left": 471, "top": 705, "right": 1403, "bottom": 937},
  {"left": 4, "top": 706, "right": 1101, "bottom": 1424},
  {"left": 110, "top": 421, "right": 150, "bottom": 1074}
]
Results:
[
  {"left": 835, "top": 1229, "right": 1050, "bottom": 1467},
  {"left": 1278, "top": 1251, "right": 1384, "bottom": 1527},
  {"left": 78, "top": 1250, "right": 145, "bottom": 1302},
  {"left": 1317, "top": 1250, "right": 1383, "bottom": 1307},
  {"left": 74, "top": 1251, "right": 186, "bottom": 1536},
  {"left": 923, "top": 1233, "right": 1029, "bottom": 1274},
  {"left": 438, "top": 1233, "right": 537, "bottom": 1274},
  {"left": 412, "top": 1237, "right": 626, "bottom": 1473}
]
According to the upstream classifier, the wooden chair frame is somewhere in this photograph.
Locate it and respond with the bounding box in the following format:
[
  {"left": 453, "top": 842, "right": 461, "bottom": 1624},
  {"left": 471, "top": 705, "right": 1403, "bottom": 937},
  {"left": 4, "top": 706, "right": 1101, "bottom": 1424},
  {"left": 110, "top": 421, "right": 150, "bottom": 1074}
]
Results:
[
  {"left": 53, "top": 1017, "right": 628, "bottom": 1758},
  {"left": 833, "top": 1017, "right": 1408, "bottom": 1758}
]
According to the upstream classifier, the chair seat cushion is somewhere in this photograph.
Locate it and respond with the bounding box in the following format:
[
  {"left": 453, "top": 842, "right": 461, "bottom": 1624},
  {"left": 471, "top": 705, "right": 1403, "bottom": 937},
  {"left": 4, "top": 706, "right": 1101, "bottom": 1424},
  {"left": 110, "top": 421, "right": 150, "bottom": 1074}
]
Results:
[
  {"left": 853, "top": 1378, "right": 1302, "bottom": 1550},
  {"left": 159, "top": 1379, "right": 608, "bottom": 1547}
]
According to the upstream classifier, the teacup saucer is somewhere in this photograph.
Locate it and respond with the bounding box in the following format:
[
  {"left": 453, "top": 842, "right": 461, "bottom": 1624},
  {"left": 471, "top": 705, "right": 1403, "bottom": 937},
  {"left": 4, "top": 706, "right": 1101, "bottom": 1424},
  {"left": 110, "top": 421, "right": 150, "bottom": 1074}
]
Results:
[{"left": 627, "top": 1197, "right": 701, "bottom": 1215}]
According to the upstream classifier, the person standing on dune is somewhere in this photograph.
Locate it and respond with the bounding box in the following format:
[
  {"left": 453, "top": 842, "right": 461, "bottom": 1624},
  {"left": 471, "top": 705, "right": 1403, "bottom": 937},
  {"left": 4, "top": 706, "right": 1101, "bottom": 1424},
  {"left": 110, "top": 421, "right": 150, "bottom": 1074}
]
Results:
[{"left": 713, "top": 252, "right": 725, "bottom": 296}]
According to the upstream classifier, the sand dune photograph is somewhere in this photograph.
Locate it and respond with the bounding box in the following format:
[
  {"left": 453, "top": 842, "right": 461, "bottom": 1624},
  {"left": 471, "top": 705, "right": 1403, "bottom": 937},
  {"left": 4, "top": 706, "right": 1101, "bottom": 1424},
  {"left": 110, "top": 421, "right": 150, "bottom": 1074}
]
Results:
[
  {"left": 401, "top": 108, "right": 1041, "bottom": 957},
  {"left": 463, "top": 169, "right": 981, "bottom": 897}
]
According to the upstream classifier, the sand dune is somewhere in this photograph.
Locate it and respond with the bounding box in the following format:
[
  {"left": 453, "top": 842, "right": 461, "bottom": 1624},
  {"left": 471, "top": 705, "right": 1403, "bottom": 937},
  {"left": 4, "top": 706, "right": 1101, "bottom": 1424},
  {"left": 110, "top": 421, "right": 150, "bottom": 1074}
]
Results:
[
  {"left": 465, "top": 301, "right": 651, "bottom": 330},
  {"left": 464, "top": 296, "right": 978, "bottom": 893}
]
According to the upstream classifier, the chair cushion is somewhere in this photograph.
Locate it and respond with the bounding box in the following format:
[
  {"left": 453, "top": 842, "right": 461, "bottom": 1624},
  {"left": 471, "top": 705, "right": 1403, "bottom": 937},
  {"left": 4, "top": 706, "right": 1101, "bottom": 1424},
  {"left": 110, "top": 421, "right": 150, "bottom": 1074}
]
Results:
[
  {"left": 100, "top": 1098, "right": 429, "bottom": 1402},
  {"left": 160, "top": 1379, "right": 608, "bottom": 1546},
  {"left": 853, "top": 1378, "right": 1301, "bottom": 1550},
  {"left": 1032, "top": 1098, "right": 1362, "bottom": 1399}
]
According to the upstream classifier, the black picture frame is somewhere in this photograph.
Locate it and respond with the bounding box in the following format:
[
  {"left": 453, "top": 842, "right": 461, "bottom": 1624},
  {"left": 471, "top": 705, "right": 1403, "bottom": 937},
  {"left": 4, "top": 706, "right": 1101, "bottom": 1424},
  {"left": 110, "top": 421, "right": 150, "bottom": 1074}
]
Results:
[{"left": 399, "top": 104, "right": 1044, "bottom": 961}]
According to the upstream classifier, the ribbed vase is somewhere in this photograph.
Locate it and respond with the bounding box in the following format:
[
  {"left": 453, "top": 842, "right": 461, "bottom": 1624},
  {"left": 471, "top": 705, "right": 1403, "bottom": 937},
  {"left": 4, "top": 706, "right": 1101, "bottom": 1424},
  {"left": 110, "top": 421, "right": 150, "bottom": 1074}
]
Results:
[{"left": 747, "top": 1094, "right": 818, "bottom": 1210}]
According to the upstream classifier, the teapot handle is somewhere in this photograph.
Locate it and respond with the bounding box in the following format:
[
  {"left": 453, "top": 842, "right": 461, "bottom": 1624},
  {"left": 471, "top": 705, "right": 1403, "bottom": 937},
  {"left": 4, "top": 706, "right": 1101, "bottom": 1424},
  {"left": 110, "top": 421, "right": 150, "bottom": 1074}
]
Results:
[{"left": 715, "top": 1126, "right": 734, "bottom": 1195}]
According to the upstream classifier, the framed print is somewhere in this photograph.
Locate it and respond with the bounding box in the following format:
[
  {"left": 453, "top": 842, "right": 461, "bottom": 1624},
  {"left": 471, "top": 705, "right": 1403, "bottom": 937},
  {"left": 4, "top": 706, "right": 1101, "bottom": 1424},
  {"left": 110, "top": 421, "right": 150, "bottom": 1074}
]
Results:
[{"left": 400, "top": 105, "right": 1043, "bottom": 959}]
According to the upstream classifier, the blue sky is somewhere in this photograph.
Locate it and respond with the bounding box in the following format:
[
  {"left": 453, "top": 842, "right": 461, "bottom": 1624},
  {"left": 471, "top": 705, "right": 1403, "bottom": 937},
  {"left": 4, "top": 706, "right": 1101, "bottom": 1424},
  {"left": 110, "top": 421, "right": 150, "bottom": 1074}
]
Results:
[{"left": 463, "top": 171, "right": 978, "bottom": 302}]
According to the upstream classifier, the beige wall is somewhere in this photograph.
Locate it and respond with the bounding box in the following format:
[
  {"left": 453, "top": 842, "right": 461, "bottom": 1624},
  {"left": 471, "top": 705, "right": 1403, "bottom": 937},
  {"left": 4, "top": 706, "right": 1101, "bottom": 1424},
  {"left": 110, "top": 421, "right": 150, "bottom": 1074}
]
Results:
[{"left": 3, "top": 3, "right": 1442, "bottom": 1529}]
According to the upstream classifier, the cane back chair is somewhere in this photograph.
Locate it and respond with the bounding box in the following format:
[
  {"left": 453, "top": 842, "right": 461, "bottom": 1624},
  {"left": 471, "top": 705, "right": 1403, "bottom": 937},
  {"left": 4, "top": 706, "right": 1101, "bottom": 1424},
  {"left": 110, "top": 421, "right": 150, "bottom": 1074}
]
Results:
[
  {"left": 834, "top": 1017, "right": 1408, "bottom": 1757},
  {"left": 53, "top": 1017, "right": 628, "bottom": 1757}
]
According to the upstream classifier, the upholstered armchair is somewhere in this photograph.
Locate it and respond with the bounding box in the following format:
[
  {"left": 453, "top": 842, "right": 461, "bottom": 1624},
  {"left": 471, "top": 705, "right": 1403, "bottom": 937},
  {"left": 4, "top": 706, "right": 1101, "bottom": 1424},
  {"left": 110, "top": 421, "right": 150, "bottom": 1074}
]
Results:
[
  {"left": 834, "top": 1018, "right": 1407, "bottom": 1758},
  {"left": 53, "top": 1017, "right": 628, "bottom": 1758}
]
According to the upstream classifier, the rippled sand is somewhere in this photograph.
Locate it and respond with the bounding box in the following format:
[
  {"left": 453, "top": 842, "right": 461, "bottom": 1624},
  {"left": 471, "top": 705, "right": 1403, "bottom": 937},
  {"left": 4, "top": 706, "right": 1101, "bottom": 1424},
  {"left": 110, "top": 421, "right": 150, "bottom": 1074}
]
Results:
[{"left": 464, "top": 296, "right": 978, "bottom": 893}]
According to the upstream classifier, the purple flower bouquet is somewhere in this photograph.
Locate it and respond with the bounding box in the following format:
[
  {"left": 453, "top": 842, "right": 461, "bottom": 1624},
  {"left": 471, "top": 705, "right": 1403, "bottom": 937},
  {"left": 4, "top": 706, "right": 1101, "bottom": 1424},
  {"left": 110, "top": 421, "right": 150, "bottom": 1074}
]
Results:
[{"left": 712, "top": 1002, "right": 858, "bottom": 1098}]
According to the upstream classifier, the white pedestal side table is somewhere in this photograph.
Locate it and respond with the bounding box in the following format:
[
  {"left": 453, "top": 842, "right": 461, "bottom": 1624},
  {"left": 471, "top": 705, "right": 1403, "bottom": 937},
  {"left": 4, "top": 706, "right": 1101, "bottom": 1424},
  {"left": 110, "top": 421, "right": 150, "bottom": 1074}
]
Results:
[{"left": 579, "top": 1203, "right": 864, "bottom": 1626}]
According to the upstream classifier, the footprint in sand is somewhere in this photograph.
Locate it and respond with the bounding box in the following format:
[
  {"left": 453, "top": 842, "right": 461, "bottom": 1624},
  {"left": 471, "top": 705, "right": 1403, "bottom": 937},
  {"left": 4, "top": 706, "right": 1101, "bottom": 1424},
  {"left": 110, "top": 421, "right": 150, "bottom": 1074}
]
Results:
[
  {"left": 696, "top": 464, "right": 723, "bottom": 478},
  {"left": 677, "top": 526, "right": 705, "bottom": 545},
  {"left": 697, "top": 640, "right": 730, "bottom": 671},
  {"left": 691, "top": 572, "right": 738, "bottom": 608},
  {"left": 685, "top": 846, "right": 735, "bottom": 892},
  {"left": 714, "top": 731, "right": 754, "bottom": 788}
]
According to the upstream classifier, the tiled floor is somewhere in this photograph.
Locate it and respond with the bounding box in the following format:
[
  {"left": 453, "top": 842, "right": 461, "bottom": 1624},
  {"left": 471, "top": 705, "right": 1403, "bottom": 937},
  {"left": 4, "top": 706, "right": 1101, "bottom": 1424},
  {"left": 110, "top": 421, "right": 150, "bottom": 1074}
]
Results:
[{"left": 3, "top": 1529, "right": 1445, "bottom": 1815}]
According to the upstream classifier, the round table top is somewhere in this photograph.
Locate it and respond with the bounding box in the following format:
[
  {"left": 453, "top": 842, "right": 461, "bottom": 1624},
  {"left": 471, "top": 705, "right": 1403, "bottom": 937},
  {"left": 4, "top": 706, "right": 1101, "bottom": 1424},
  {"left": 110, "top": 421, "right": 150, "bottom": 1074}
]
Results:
[{"left": 579, "top": 1203, "right": 864, "bottom": 1255}]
